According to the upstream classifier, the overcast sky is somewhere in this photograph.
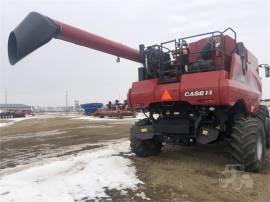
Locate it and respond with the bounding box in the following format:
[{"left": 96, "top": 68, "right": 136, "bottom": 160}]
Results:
[{"left": 0, "top": 0, "right": 270, "bottom": 106}]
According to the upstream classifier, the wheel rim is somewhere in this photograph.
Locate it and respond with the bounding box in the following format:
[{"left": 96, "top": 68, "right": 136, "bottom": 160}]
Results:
[{"left": 256, "top": 134, "right": 263, "bottom": 160}]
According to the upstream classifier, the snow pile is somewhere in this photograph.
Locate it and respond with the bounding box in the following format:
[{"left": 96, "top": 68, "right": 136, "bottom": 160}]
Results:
[{"left": 0, "top": 139, "right": 142, "bottom": 202}]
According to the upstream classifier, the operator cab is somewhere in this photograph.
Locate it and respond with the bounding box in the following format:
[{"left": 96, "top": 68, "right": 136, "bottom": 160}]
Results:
[{"left": 139, "top": 28, "right": 237, "bottom": 83}]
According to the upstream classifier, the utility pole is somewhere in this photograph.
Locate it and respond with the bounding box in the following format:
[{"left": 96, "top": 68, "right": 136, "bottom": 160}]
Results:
[
  {"left": 66, "top": 90, "right": 69, "bottom": 112},
  {"left": 74, "top": 100, "right": 79, "bottom": 112},
  {"left": 5, "top": 88, "right": 7, "bottom": 104}
]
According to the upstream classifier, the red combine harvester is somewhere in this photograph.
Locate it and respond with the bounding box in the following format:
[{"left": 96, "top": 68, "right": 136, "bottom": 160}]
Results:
[{"left": 9, "top": 12, "right": 270, "bottom": 172}]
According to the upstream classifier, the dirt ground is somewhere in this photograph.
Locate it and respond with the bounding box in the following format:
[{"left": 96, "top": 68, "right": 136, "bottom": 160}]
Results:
[{"left": 0, "top": 113, "right": 269, "bottom": 202}]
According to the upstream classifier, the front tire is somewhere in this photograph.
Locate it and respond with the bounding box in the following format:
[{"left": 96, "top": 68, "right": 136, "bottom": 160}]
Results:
[
  {"left": 130, "top": 136, "right": 162, "bottom": 157},
  {"left": 230, "top": 117, "right": 266, "bottom": 172},
  {"left": 130, "top": 118, "right": 162, "bottom": 157}
]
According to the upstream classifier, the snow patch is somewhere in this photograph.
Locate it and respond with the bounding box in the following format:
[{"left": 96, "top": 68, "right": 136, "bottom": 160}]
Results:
[
  {"left": 0, "top": 130, "right": 66, "bottom": 142},
  {"left": 0, "top": 122, "right": 14, "bottom": 128},
  {"left": 136, "top": 192, "right": 151, "bottom": 200},
  {"left": 0, "top": 139, "right": 142, "bottom": 202},
  {"left": 0, "top": 113, "right": 64, "bottom": 128},
  {"left": 120, "top": 190, "right": 128, "bottom": 195},
  {"left": 0, "top": 117, "right": 35, "bottom": 128},
  {"left": 72, "top": 116, "right": 134, "bottom": 121},
  {"left": 76, "top": 125, "right": 113, "bottom": 129},
  {"left": 71, "top": 113, "right": 147, "bottom": 123}
]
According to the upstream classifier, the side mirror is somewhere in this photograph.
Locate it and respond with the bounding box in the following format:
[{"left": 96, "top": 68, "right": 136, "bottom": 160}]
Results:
[
  {"left": 259, "top": 64, "right": 270, "bottom": 77},
  {"left": 266, "top": 67, "right": 270, "bottom": 77}
]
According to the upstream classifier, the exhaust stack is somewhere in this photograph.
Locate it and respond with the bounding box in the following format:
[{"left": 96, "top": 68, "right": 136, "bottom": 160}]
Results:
[{"left": 8, "top": 12, "right": 141, "bottom": 65}]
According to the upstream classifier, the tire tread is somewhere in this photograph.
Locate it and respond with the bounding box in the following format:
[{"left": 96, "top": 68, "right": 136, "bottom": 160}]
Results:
[{"left": 229, "top": 117, "right": 265, "bottom": 172}]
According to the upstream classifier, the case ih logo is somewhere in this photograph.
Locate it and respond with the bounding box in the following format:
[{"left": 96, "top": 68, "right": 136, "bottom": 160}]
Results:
[{"left": 184, "top": 90, "right": 213, "bottom": 97}]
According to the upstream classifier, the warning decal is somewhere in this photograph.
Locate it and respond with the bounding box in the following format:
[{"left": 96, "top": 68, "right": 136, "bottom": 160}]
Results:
[{"left": 161, "top": 89, "right": 172, "bottom": 100}]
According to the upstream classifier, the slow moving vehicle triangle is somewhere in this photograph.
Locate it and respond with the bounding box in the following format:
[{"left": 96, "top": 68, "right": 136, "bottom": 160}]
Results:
[{"left": 161, "top": 89, "right": 172, "bottom": 100}]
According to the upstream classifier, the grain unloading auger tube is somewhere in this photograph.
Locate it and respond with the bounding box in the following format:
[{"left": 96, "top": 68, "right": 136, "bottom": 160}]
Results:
[{"left": 8, "top": 12, "right": 142, "bottom": 65}]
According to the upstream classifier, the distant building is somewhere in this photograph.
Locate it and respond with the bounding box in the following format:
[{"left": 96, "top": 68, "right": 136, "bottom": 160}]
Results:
[{"left": 0, "top": 104, "right": 33, "bottom": 112}]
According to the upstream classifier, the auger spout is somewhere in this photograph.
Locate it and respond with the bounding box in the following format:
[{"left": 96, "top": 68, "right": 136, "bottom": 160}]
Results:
[{"left": 8, "top": 12, "right": 141, "bottom": 65}]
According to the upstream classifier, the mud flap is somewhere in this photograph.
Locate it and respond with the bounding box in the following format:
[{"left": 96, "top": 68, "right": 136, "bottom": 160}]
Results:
[
  {"left": 196, "top": 127, "right": 219, "bottom": 144},
  {"left": 130, "top": 125, "right": 155, "bottom": 140}
]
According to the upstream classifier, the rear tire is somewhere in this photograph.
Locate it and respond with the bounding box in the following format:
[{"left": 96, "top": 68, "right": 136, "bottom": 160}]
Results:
[
  {"left": 230, "top": 117, "right": 266, "bottom": 172},
  {"left": 255, "top": 105, "right": 269, "bottom": 148},
  {"left": 255, "top": 105, "right": 269, "bottom": 122},
  {"left": 266, "top": 117, "right": 270, "bottom": 148}
]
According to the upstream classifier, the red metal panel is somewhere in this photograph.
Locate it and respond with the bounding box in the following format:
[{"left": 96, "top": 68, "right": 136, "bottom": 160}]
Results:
[
  {"left": 188, "top": 38, "right": 208, "bottom": 64},
  {"left": 188, "top": 42, "right": 198, "bottom": 63},
  {"left": 219, "top": 53, "right": 261, "bottom": 113},
  {"left": 180, "top": 71, "right": 223, "bottom": 105},
  {"left": 215, "top": 56, "right": 223, "bottom": 68},
  {"left": 223, "top": 35, "right": 235, "bottom": 56},
  {"left": 129, "top": 79, "right": 158, "bottom": 109}
]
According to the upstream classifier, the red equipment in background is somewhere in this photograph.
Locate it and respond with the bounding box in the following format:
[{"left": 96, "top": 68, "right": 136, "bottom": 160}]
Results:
[{"left": 92, "top": 100, "right": 135, "bottom": 118}]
